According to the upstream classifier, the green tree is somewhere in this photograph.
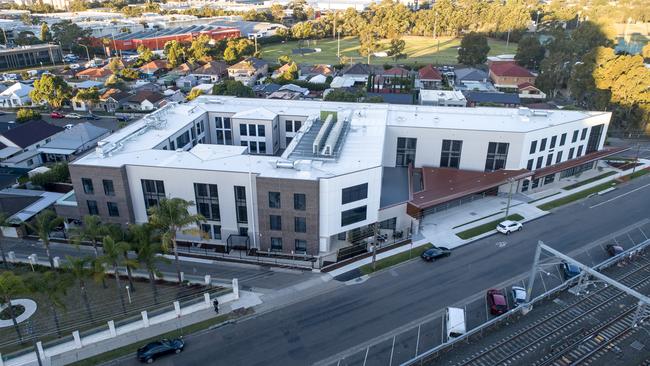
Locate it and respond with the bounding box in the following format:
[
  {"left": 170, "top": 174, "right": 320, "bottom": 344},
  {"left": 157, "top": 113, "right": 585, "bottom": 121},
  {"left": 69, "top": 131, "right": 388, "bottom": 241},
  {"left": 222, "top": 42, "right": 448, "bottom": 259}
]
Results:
[
  {"left": 30, "top": 74, "right": 73, "bottom": 110},
  {"left": 324, "top": 89, "right": 366, "bottom": 102},
  {"left": 24, "top": 271, "right": 71, "bottom": 336},
  {"left": 74, "top": 87, "right": 100, "bottom": 110},
  {"left": 137, "top": 44, "right": 155, "bottom": 63},
  {"left": 70, "top": 215, "right": 105, "bottom": 258},
  {"left": 388, "top": 37, "right": 406, "bottom": 61},
  {"left": 188, "top": 34, "right": 211, "bottom": 62},
  {"left": 104, "top": 225, "right": 138, "bottom": 291},
  {"left": 277, "top": 55, "right": 292, "bottom": 65},
  {"left": 51, "top": 20, "right": 91, "bottom": 51},
  {"left": 16, "top": 108, "right": 41, "bottom": 123},
  {"left": 130, "top": 224, "right": 168, "bottom": 303},
  {"left": 105, "top": 75, "right": 126, "bottom": 90},
  {"left": 458, "top": 32, "right": 490, "bottom": 66},
  {"left": 14, "top": 31, "right": 41, "bottom": 46},
  {"left": 106, "top": 57, "right": 122, "bottom": 73},
  {"left": 643, "top": 43, "right": 650, "bottom": 61},
  {"left": 186, "top": 88, "right": 203, "bottom": 101},
  {"left": 0, "top": 272, "right": 26, "bottom": 341},
  {"left": 69, "top": 0, "right": 87, "bottom": 12},
  {"left": 147, "top": 198, "right": 204, "bottom": 283},
  {"left": 119, "top": 68, "right": 140, "bottom": 81},
  {"left": 358, "top": 26, "right": 380, "bottom": 64},
  {"left": 212, "top": 80, "right": 255, "bottom": 97},
  {"left": 164, "top": 40, "right": 186, "bottom": 68},
  {"left": 290, "top": 0, "right": 308, "bottom": 21},
  {"left": 24, "top": 210, "right": 63, "bottom": 268},
  {"left": 515, "top": 35, "right": 545, "bottom": 70},
  {"left": 63, "top": 256, "right": 94, "bottom": 321},
  {"left": 99, "top": 236, "right": 132, "bottom": 313},
  {"left": 271, "top": 3, "right": 285, "bottom": 22},
  {"left": 40, "top": 22, "right": 52, "bottom": 42}
]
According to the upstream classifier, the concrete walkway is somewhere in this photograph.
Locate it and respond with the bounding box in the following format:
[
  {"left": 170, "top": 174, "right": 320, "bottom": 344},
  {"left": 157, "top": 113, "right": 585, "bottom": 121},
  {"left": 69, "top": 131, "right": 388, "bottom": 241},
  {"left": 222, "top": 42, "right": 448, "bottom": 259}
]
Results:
[{"left": 0, "top": 299, "right": 37, "bottom": 327}]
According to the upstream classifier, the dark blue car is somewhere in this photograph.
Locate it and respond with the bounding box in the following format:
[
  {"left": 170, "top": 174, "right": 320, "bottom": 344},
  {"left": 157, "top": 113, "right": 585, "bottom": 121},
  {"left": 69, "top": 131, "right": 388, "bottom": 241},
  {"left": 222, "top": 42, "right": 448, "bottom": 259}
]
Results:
[
  {"left": 562, "top": 262, "right": 581, "bottom": 280},
  {"left": 137, "top": 338, "right": 184, "bottom": 363}
]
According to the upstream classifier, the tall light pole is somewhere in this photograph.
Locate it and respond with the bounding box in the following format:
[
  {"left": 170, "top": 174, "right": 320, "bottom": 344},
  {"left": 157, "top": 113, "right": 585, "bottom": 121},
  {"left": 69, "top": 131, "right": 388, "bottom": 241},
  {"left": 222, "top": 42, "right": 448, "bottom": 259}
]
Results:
[
  {"left": 504, "top": 177, "right": 515, "bottom": 219},
  {"left": 80, "top": 44, "right": 90, "bottom": 61},
  {"left": 336, "top": 28, "right": 341, "bottom": 59},
  {"left": 535, "top": 11, "right": 541, "bottom": 32}
]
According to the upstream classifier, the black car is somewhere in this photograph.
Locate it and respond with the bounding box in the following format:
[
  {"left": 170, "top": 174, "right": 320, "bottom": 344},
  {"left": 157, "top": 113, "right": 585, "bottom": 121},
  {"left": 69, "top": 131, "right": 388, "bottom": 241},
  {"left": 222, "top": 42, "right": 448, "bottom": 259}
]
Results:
[
  {"left": 421, "top": 246, "right": 451, "bottom": 261},
  {"left": 137, "top": 338, "right": 184, "bottom": 363},
  {"left": 606, "top": 244, "right": 624, "bottom": 257},
  {"left": 83, "top": 113, "right": 100, "bottom": 120}
]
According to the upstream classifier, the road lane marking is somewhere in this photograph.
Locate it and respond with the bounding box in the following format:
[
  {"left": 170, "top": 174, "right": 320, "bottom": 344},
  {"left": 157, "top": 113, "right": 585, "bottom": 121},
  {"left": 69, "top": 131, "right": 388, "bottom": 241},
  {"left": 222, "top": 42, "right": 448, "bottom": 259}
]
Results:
[
  {"left": 362, "top": 347, "right": 369, "bottom": 366},
  {"left": 590, "top": 182, "right": 650, "bottom": 208}
]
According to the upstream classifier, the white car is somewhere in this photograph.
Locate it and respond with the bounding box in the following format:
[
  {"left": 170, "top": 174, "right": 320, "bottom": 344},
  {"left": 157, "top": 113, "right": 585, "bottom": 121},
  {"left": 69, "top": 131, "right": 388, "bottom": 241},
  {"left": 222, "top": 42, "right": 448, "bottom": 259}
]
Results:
[
  {"left": 65, "top": 113, "right": 82, "bottom": 119},
  {"left": 64, "top": 124, "right": 74, "bottom": 129},
  {"left": 511, "top": 286, "right": 527, "bottom": 306},
  {"left": 496, "top": 220, "right": 522, "bottom": 235}
]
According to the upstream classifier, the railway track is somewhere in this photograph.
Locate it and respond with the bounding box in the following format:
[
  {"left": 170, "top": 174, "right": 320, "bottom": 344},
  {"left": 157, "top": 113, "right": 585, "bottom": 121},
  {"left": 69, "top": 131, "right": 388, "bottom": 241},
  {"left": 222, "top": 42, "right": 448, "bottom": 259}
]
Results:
[{"left": 452, "top": 256, "right": 650, "bottom": 366}]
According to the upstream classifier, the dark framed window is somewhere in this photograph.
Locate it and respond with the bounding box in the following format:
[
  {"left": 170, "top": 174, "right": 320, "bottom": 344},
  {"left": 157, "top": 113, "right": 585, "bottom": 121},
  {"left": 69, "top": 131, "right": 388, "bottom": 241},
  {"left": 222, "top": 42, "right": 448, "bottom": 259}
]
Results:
[
  {"left": 294, "top": 217, "right": 306, "bottom": 233},
  {"left": 215, "top": 116, "right": 223, "bottom": 128},
  {"left": 440, "top": 139, "right": 462, "bottom": 168},
  {"left": 540, "top": 138, "right": 547, "bottom": 151},
  {"left": 170, "top": 140, "right": 175, "bottom": 150},
  {"left": 239, "top": 124, "right": 247, "bottom": 136},
  {"left": 485, "top": 142, "right": 509, "bottom": 171},
  {"left": 341, "top": 206, "right": 367, "bottom": 226},
  {"left": 555, "top": 151, "right": 563, "bottom": 163},
  {"left": 285, "top": 120, "right": 293, "bottom": 132},
  {"left": 270, "top": 215, "right": 282, "bottom": 230},
  {"left": 295, "top": 239, "right": 307, "bottom": 253},
  {"left": 536, "top": 156, "right": 543, "bottom": 169},
  {"left": 87, "top": 200, "right": 98, "bottom": 215},
  {"left": 342, "top": 183, "right": 368, "bottom": 205},
  {"left": 546, "top": 153, "right": 553, "bottom": 166},
  {"left": 580, "top": 128, "right": 588, "bottom": 140},
  {"left": 294, "top": 121, "right": 301, "bottom": 131},
  {"left": 82, "top": 178, "right": 94, "bottom": 194},
  {"left": 544, "top": 175, "right": 555, "bottom": 184},
  {"left": 107, "top": 202, "right": 119, "bottom": 217},
  {"left": 560, "top": 133, "right": 567, "bottom": 146},
  {"left": 103, "top": 179, "right": 115, "bottom": 196},
  {"left": 529, "top": 140, "right": 537, "bottom": 154},
  {"left": 586, "top": 124, "right": 604, "bottom": 153},
  {"left": 248, "top": 124, "right": 256, "bottom": 136},
  {"left": 268, "top": 191, "right": 281, "bottom": 208},
  {"left": 286, "top": 137, "right": 292, "bottom": 146},
  {"left": 194, "top": 183, "right": 220, "bottom": 221},
  {"left": 142, "top": 179, "right": 165, "bottom": 209},
  {"left": 234, "top": 186, "right": 247, "bottom": 223},
  {"left": 577, "top": 145, "right": 583, "bottom": 157},
  {"left": 568, "top": 147, "right": 575, "bottom": 160},
  {"left": 572, "top": 130, "right": 579, "bottom": 143},
  {"left": 259, "top": 142, "right": 266, "bottom": 154},
  {"left": 200, "top": 223, "right": 222, "bottom": 240},
  {"left": 223, "top": 117, "right": 231, "bottom": 128},
  {"left": 294, "top": 193, "right": 306, "bottom": 211},
  {"left": 379, "top": 217, "right": 396, "bottom": 230},
  {"left": 271, "top": 237, "right": 282, "bottom": 251},
  {"left": 258, "top": 125, "right": 265, "bottom": 137},
  {"left": 213, "top": 225, "right": 221, "bottom": 240},
  {"left": 550, "top": 136, "right": 557, "bottom": 149},
  {"left": 522, "top": 179, "right": 529, "bottom": 192},
  {"left": 526, "top": 159, "right": 533, "bottom": 170},
  {"left": 176, "top": 130, "right": 190, "bottom": 147},
  {"left": 396, "top": 137, "right": 417, "bottom": 166}
]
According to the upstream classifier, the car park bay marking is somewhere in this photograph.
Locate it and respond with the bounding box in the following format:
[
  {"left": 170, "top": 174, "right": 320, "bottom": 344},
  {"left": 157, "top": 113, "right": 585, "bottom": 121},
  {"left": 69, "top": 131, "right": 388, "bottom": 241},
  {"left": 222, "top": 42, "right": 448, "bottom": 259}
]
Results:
[{"left": 589, "top": 182, "right": 650, "bottom": 208}]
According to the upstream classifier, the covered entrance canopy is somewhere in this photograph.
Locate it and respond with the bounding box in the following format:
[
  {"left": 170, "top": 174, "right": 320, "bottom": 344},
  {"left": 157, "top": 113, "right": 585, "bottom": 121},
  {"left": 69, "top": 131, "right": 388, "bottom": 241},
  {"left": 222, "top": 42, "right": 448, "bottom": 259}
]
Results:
[
  {"left": 532, "top": 146, "right": 629, "bottom": 179},
  {"left": 406, "top": 167, "right": 532, "bottom": 218}
]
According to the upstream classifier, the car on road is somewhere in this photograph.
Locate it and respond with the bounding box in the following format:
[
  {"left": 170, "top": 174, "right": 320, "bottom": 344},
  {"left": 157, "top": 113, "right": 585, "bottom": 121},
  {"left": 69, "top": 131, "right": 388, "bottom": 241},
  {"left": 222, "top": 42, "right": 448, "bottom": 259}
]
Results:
[
  {"left": 486, "top": 288, "right": 509, "bottom": 315},
  {"left": 64, "top": 124, "right": 74, "bottom": 129},
  {"left": 496, "top": 220, "right": 522, "bottom": 235},
  {"left": 511, "top": 286, "right": 527, "bottom": 307},
  {"left": 50, "top": 111, "right": 65, "bottom": 119},
  {"left": 117, "top": 115, "right": 131, "bottom": 122},
  {"left": 606, "top": 244, "right": 624, "bottom": 257},
  {"left": 561, "top": 261, "right": 581, "bottom": 280},
  {"left": 137, "top": 338, "right": 184, "bottom": 363},
  {"left": 83, "top": 113, "right": 100, "bottom": 120},
  {"left": 65, "top": 113, "right": 82, "bottom": 119},
  {"left": 420, "top": 246, "right": 451, "bottom": 261}
]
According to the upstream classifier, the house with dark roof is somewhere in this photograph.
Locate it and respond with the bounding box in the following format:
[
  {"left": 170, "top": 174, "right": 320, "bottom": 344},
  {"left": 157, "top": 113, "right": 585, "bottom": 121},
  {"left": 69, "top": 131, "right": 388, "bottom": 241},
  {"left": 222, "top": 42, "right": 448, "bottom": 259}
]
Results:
[
  {"left": 416, "top": 65, "right": 443, "bottom": 89},
  {"left": 488, "top": 62, "right": 537, "bottom": 90},
  {"left": 123, "top": 91, "right": 166, "bottom": 111},
  {"left": 138, "top": 60, "right": 170, "bottom": 78},
  {"left": 370, "top": 67, "right": 412, "bottom": 92},
  {"left": 0, "top": 120, "right": 63, "bottom": 168},
  {"left": 0, "top": 188, "right": 65, "bottom": 236},
  {"left": 252, "top": 83, "right": 281, "bottom": 98},
  {"left": 38, "top": 122, "right": 111, "bottom": 163},
  {"left": 190, "top": 61, "right": 229, "bottom": 83},
  {"left": 453, "top": 67, "right": 494, "bottom": 91},
  {"left": 98, "top": 88, "right": 132, "bottom": 113},
  {"left": 227, "top": 57, "right": 269, "bottom": 86},
  {"left": 340, "top": 63, "right": 382, "bottom": 83},
  {"left": 463, "top": 91, "right": 520, "bottom": 108}
]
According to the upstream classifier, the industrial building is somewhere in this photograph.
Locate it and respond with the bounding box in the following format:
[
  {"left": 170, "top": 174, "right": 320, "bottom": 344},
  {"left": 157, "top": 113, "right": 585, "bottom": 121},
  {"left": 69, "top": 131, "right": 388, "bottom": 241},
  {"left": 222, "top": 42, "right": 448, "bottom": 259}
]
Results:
[{"left": 0, "top": 43, "right": 62, "bottom": 71}]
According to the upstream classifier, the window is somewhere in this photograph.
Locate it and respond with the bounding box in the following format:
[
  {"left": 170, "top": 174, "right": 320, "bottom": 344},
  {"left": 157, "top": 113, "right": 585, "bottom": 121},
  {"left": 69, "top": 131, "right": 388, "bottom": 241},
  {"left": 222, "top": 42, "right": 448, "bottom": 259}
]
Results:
[
  {"left": 536, "top": 156, "right": 543, "bottom": 169},
  {"left": 270, "top": 215, "right": 282, "bottom": 230},
  {"left": 586, "top": 124, "right": 604, "bottom": 153},
  {"left": 271, "top": 237, "right": 282, "bottom": 251},
  {"left": 107, "top": 202, "right": 119, "bottom": 217},
  {"left": 103, "top": 180, "right": 115, "bottom": 196},
  {"left": 234, "top": 186, "right": 247, "bottom": 223},
  {"left": 268, "top": 192, "right": 281, "bottom": 208},
  {"left": 295, "top": 239, "right": 307, "bottom": 253},
  {"left": 285, "top": 120, "right": 293, "bottom": 132},
  {"left": 396, "top": 137, "right": 417, "bottom": 166},
  {"left": 87, "top": 200, "right": 98, "bottom": 215},
  {"left": 286, "top": 137, "right": 292, "bottom": 146},
  {"left": 248, "top": 124, "right": 256, "bottom": 136},
  {"left": 294, "top": 193, "right": 306, "bottom": 211},
  {"left": 142, "top": 179, "right": 165, "bottom": 209},
  {"left": 379, "top": 217, "right": 397, "bottom": 230},
  {"left": 259, "top": 142, "right": 266, "bottom": 154},
  {"left": 294, "top": 121, "right": 301, "bottom": 131},
  {"left": 560, "top": 133, "right": 567, "bottom": 146},
  {"left": 529, "top": 140, "right": 537, "bottom": 154},
  {"left": 294, "top": 217, "right": 306, "bottom": 233},
  {"left": 540, "top": 138, "right": 547, "bottom": 151},
  {"left": 342, "top": 183, "right": 368, "bottom": 204},
  {"left": 82, "top": 178, "right": 94, "bottom": 194},
  {"left": 176, "top": 130, "right": 190, "bottom": 147},
  {"left": 215, "top": 116, "right": 223, "bottom": 128},
  {"left": 213, "top": 225, "right": 221, "bottom": 240},
  {"left": 240, "top": 124, "right": 247, "bottom": 136},
  {"left": 215, "top": 118, "right": 232, "bottom": 145},
  {"left": 341, "top": 206, "right": 367, "bottom": 226},
  {"left": 526, "top": 159, "right": 533, "bottom": 170},
  {"left": 223, "top": 117, "right": 231, "bottom": 128},
  {"left": 27, "top": 159, "right": 33, "bottom": 166},
  {"left": 170, "top": 140, "right": 175, "bottom": 150},
  {"left": 568, "top": 148, "right": 575, "bottom": 160},
  {"left": 249, "top": 141, "right": 258, "bottom": 154},
  {"left": 577, "top": 145, "right": 583, "bottom": 157},
  {"left": 544, "top": 175, "right": 555, "bottom": 184},
  {"left": 440, "top": 140, "right": 462, "bottom": 168},
  {"left": 546, "top": 153, "right": 553, "bottom": 166},
  {"left": 550, "top": 136, "right": 557, "bottom": 149},
  {"left": 580, "top": 128, "right": 588, "bottom": 140},
  {"left": 572, "top": 130, "right": 579, "bottom": 143},
  {"left": 201, "top": 223, "right": 222, "bottom": 240},
  {"left": 258, "top": 125, "right": 265, "bottom": 137},
  {"left": 485, "top": 142, "right": 509, "bottom": 171},
  {"left": 555, "top": 151, "right": 563, "bottom": 163},
  {"left": 194, "top": 183, "right": 220, "bottom": 221}
]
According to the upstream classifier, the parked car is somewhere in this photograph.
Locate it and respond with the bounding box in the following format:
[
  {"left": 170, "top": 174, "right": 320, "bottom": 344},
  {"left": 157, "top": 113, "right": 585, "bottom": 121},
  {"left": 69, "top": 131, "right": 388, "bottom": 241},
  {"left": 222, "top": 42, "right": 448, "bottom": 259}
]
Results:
[
  {"left": 65, "top": 113, "right": 82, "bottom": 119},
  {"left": 511, "top": 286, "right": 527, "bottom": 307},
  {"left": 83, "top": 113, "right": 100, "bottom": 120},
  {"left": 421, "top": 246, "right": 451, "bottom": 261},
  {"left": 50, "top": 111, "right": 65, "bottom": 119},
  {"left": 117, "top": 115, "right": 131, "bottom": 122},
  {"left": 487, "top": 289, "right": 509, "bottom": 315},
  {"left": 69, "top": 63, "right": 81, "bottom": 70},
  {"left": 606, "top": 244, "right": 624, "bottom": 257},
  {"left": 496, "top": 220, "right": 522, "bottom": 235},
  {"left": 64, "top": 124, "right": 74, "bottom": 129},
  {"left": 562, "top": 261, "right": 581, "bottom": 280},
  {"left": 137, "top": 338, "right": 184, "bottom": 363}
]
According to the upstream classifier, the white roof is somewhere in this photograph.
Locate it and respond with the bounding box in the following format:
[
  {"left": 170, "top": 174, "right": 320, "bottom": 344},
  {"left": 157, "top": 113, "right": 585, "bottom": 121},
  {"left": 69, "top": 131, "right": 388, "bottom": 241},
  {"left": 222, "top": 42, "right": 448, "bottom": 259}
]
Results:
[
  {"left": 309, "top": 74, "right": 327, "bottom": 84},
  {"left": 0, "top": 82, "right": 33, "bottom": 98},
  {"left": 330, "top": 76, "right": 355, "bottom": 88},
  {"left": 232, "top": 107, "right": 277, "bottom": 120},
  {"left": 420, "top": 90, "right": 467, "bottom": 103}
]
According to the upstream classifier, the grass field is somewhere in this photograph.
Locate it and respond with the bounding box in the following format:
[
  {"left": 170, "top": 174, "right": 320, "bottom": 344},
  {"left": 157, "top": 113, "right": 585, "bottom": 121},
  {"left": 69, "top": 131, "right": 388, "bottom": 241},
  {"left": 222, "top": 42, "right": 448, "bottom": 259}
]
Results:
[
  {"left": 455, "top": 214, "right": 525, "bottom": 240},
  {"left": 261, "top": 36, "right": 515, "bottom": 65}
]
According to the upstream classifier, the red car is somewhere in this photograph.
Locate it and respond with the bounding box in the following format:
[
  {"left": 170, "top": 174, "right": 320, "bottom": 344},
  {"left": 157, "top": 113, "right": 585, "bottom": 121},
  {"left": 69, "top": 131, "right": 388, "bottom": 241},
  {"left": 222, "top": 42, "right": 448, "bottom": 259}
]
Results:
[
  {"left": 487, "top": 289, "right": 509, "bottom": 315},
  {"left": 50, "top": 111, "right": 65, "bottom": 119}
]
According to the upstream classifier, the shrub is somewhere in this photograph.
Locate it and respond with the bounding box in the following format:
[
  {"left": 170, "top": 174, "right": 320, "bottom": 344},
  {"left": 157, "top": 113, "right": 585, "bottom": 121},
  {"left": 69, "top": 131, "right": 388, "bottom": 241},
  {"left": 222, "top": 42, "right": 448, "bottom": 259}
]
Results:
[
  {"left": 30, "top": 162, "right": 70, "bottom": 187},
  {"left": 16, "top": 108, "right": 41, "bottom": 123}
]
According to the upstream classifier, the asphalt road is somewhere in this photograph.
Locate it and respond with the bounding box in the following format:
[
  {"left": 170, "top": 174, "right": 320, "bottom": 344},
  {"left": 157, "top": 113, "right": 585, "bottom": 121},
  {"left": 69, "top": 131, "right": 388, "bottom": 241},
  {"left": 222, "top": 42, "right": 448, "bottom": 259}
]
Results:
[{"left": 112, "top": 173, "right": 650, "bottom": 366}]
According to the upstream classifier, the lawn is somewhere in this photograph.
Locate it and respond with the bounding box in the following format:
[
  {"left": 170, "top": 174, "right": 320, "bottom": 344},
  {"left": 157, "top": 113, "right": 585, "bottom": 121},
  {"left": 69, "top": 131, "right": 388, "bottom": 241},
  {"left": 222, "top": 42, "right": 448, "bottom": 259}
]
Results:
[
  {"left": 359, "top": 243, "right": 433, "bottom": 275},
  {"left": 261, "top": 36, "right": 515, "bottom": 65},
  {"left": 562, "top": 171, "right": 617, "bottom": 190},
  {"left": 537, "top": 181, "right": 618, "bottom": 211},
  {"left": 455, "top": 214, "right": 525, "bottom": 240}
]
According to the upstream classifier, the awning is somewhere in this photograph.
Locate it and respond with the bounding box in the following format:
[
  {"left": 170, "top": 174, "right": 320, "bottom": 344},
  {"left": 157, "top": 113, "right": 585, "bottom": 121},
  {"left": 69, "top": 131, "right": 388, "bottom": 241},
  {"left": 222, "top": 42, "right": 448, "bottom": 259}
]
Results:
[
  {"left": 407, "top": 167, "right": 532, "bottom": 217},
  {"left": 38, "top": 147, "right": 75, "bottom": 155},
  {"left": 532, "top": 147, "right": 629, "bottom": 179}
]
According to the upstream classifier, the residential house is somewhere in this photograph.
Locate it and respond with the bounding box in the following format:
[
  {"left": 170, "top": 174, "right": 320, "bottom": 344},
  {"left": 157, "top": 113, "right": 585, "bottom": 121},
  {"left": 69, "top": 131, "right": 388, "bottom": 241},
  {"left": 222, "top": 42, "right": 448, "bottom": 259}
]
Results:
[
  {"left": 191, "top": 61, "right": 228, "bottom": 83},
  {"left": 252, "top": 83, "right": 281, "bottom": 98},
  {"left": 453, "top": 68, "right": 492, "bottom": 91},
  {"left": 371, "top": 67, "right": 411, "bottom": 92},
  {"left": 173, "top": 62, "right": 200, "bottom": 76},
  {"left": 227, "top": 58, "right": 269, "bottom": 86},
  {"left": 518, "top": 82, "right": 547, "bottom": 100},
  {"left": 157, "top": 72, "right": 181, "bottom": 88},
  {"left": 488, "top": 62, "right": 537, "bottom": 90},
  {"left": 268, "top": 84, "right": 309, "bottom": 99},
  {"left": 164, "top": 88, "right": 186, "bottom": 103},
  {"left": 463, "top": 91, "right": 521, "bottom": 108},
  {"left": 98, "top": 88, "right": 131, "bottom": 113},
  {"left": 271, "top": 63, "right": 299, "bottom": 80},
  {"left": 138, "top": 60, "right": 170, "bottom": 78},
  {"left": 0, "top": 188, "right": 64, "bottom": 237},
  {"left": 123, "top": 91, "right": 166, "bottom": 111},
  {"left": 176, "top": 75, "right": 199, "bottom": 92},
  {"left": 0, "top": 82, "right": 33, "bottom": 108},
  {"left": 340, "top": 63, "right": 382, "bottom": 84},
  {"left": 133, "top": 81, "right": 163, "bottom": 93},
  {"left": 38, "top": 122, "right": 111, "bottom": 163},
  {"left": 0, "top": 120, "right": 63, "bottom": 168},
  {"left": 416, "top": 65, "right": 443, "bottom": 90},
  {"left": 299, "top": 64, "right": 335, "bottom": 79},
  {"left": 75, "top": 67, "right": 113, "bottom": 81},
  {"left": 419, "top": 90, "right": 467, "bottom": 107}
]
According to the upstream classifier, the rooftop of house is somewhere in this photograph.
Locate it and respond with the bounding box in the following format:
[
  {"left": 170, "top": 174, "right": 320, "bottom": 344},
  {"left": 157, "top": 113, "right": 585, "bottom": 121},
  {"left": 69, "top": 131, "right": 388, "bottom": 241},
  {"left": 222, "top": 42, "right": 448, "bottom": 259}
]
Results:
[
  {"left": 0, "top": 82, "right": 33, "bottom": 97},
  {"left": 139, "top": 60, "right": 169, "bottom": 72},
  {"left": 75, "top": 67, "right": 113, "bottom": 78},
  {"left": 489, "top": 62, "right": 536, "bottom": 78},
  {"left": 418, "top": 65, "right": 443, "bottom": 80},
  {"left": 0, "top": 120, "right": 63, "bottom": 148},
  {"left": 228, "top": 57, "right": 268, "bottom": 71},
  {"left": 39, "top": 122, "right": 110, "bottom": 155},
  {"left": 191, "top": 61, "right": 228, "bottom": 75},
  {"left": 100, "top": 88, "right": 131, "bottom": 101},
  {"left": 0, "top": 188, "right": 64, "bottom": 223},
  {"left": 126, "top": 90, "right": 165, "bottom": 103}
]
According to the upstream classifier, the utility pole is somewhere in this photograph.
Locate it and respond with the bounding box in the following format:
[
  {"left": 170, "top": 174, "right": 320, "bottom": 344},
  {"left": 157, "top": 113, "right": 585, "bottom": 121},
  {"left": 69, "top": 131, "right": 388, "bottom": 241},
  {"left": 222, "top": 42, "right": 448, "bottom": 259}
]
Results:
[
  {"left": 506, "top": 29, "right": 511, "bottom": 50},
  {"left": 631, "top": 143, "right": 641, "bottom": 175},
  {"left": 337, "top": 29, "right": 341, "bottom": 59},
  {"left": 504, "top": 178, "right": 514, "bottom": 219},
  {"left": 535, "top": 11, "right": 541, "bottom": 32},
  {"left": 371, "top": 223, "right": 378, "bottom": 272}
]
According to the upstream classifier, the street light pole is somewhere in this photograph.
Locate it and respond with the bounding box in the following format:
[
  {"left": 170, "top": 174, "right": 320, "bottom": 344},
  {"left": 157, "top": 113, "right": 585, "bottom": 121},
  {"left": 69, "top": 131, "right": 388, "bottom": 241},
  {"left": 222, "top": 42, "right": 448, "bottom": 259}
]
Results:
[
  {"left": 631, "top": 143, "right": 641, "bottom": 175},
  {"left": 504, "top": 178, "right": 515, "bottom": 219},
  {"left": 80, "top": 44, "right": 90, "bottom": 62},
  {"left": 535, "top": 11, "right": 541, "bottom": 32}
]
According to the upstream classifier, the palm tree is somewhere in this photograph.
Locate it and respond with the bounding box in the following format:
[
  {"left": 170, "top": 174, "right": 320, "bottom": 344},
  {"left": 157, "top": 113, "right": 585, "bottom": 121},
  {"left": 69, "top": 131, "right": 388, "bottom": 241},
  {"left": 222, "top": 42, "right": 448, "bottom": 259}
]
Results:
[
  {"left": 63, "top": 256, "right": 94, "bottom": 322},
  {"left": 0, "top": 212, "right": 12, "bottom": 269},
  {"left": 99, "top": 236, "right": 135, "bottom": 314},
  {"left": 70, "top": 215, "right": 105, "bottom": 258},
  {"left": 24, "top": 271, "right": 72, "bottom": 337},
  {"left": 24, "top": 210, "right": 63, "bottom": 268},
  {"left": 147, "top": 198, "right": 204, "bottom": 283},
  {"left": 105, "top": 225, "right": 137, "bottom": 292},
  {"left": 130, "top": 224, "right": 169, "bottom": 303},
  {"left": 0, "top": 272, "right": 26, "bottom": 341}
]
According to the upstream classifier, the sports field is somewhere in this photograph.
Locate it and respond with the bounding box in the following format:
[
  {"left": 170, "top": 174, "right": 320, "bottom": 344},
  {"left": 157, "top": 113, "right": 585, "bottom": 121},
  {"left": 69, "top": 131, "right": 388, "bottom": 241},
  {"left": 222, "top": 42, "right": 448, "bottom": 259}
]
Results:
[{"left": 261, "top": 36, "right": 515, "bottom": 65}]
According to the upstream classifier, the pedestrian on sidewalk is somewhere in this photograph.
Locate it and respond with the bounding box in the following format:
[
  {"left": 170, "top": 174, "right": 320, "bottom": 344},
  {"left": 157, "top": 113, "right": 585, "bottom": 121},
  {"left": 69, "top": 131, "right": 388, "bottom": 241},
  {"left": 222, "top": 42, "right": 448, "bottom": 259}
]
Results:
[{"left": 213, "top": 298, "right": 219, "bottom": 314}]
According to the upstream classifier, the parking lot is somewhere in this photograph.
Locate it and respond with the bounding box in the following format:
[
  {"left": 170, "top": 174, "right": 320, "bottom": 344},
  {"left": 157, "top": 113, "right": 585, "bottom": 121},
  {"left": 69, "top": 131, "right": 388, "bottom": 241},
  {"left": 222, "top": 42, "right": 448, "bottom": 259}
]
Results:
[{"left": 322, "top": 220, "right": 650, "bottom": 366}]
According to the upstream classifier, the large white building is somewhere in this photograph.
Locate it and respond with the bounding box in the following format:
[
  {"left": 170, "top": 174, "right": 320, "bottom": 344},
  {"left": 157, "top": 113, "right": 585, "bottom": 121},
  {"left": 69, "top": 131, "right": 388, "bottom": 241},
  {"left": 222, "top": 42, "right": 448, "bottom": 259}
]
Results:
[{"left": 67, "top": 98, "right": 618, "bottom": 265}]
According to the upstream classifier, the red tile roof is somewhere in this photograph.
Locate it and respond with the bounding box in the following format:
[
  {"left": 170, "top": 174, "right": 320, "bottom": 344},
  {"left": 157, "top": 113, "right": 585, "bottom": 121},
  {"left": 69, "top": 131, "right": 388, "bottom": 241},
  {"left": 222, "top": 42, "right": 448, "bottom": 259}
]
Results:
[
  {"left": 490, "top": 62, "right": 534, "bottom": 77},
  {"left": 139, "top": 60, "right": 169, "bottom": 72},
  {"left": 76, "top": 67, "right": 112, "bottom": 78},
  {"left": 418, "top": 65, "right": 442, "bottom": 80},
  {"left": 517, "top": 81, "right": 537, "bottom": 89},
  {"left": 382, "top": 67, "right": 410, "bottom": 76},
  {"left": 532, "top": 147, "right": 629, "bottom": 178}
]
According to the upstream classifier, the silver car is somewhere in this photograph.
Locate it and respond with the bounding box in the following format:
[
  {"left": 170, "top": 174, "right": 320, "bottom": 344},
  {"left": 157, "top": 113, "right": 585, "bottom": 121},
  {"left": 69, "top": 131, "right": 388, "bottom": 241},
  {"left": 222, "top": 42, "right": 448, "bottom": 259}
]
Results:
[{"left": 512, "top": 286, "right": 527, "bottom": 306}]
